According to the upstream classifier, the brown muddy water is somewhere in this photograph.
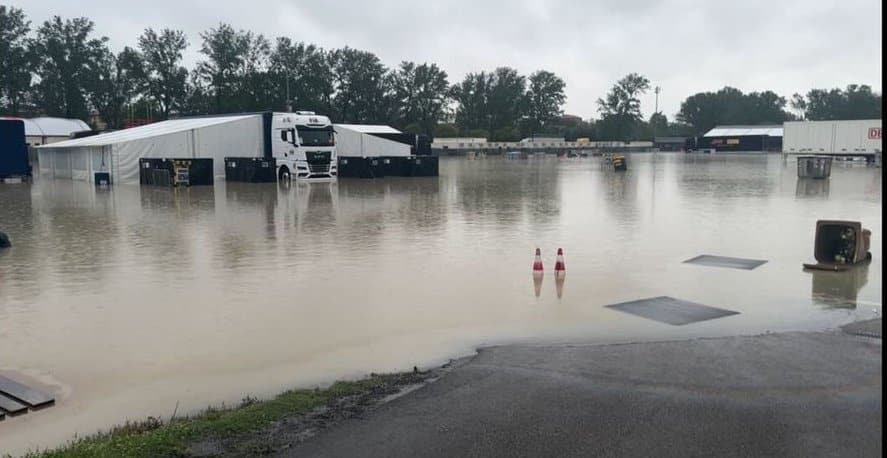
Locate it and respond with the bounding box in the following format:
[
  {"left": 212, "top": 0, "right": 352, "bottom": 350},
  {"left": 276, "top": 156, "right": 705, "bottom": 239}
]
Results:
[{"left": 0, "top": 154, "right": 881, "bottom": 454}]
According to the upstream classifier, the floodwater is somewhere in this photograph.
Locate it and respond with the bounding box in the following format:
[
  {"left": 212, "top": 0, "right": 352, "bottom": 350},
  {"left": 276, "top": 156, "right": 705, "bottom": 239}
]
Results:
[{"left": 0, "top": 154, "right": 882, "bottom": 454}]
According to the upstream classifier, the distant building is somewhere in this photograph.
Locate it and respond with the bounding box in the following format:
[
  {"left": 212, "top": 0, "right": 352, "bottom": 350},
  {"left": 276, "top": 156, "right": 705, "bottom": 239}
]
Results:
[
  {"left": 697, "top": 125, "right": 783, "bottom": 153},
  {"left": 519, "top": 136, "right": 564, "bottom": 144},
  {"left": 432, "top": 137, "right": 488, "bottom": 150}
]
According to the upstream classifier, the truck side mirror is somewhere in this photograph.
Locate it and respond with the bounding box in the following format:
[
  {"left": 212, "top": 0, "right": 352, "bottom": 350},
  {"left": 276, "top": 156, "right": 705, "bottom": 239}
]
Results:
[{"left": 288, "top": 128, "right": 297, "bottom": 145}]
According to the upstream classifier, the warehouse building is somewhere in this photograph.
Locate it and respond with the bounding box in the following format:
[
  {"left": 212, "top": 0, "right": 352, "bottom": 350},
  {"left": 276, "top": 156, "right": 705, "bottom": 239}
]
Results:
[
  {"left": 695, "top": 125, "right": 783, "bottom": 153},
  {"left": 37, "top": 114, "right": 265, "bottom": 184}
]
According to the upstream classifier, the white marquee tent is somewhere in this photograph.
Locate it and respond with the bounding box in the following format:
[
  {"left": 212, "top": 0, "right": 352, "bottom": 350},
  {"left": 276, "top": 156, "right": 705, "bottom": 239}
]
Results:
[{"left": 37, "top": 115, "right": 264, "bottom": 184}]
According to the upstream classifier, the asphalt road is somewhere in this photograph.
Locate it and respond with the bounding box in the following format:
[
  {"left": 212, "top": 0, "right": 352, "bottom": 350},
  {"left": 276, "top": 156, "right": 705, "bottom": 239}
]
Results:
[{"left": 279, "top": 328, "right": 882, "bottom": 458}]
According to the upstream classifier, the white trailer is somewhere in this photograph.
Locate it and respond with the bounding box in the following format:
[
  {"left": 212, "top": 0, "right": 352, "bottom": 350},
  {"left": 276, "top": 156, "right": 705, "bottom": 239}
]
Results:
[
  {"left": 783, "top": 120, "right": 882, "bottom": 156},
  {"left": 333, "top": 124, "right": 412, "bottom": 157}
]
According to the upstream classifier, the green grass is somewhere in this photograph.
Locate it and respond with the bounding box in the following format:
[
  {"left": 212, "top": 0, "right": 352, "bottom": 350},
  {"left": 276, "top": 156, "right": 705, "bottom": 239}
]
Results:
[{"left": 20, "top": 373, "right": 415, "bottom": 458}]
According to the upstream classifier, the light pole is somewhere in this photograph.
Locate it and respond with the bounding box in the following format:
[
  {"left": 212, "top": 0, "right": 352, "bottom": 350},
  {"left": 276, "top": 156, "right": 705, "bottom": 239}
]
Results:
[{"left": 651, "top": 86, "right": 661, "bottom": 155}]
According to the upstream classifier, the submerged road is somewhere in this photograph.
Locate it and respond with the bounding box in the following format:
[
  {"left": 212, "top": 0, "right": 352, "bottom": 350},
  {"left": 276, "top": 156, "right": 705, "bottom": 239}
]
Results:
[{"left": 280, "top": 325, "right": 882, "bottom": 457}]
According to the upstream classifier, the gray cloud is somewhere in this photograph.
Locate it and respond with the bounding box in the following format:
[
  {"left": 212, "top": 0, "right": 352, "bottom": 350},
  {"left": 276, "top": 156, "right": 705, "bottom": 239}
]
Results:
[{"left": 12, "top": 0, "right": 882, "bottom": 120}]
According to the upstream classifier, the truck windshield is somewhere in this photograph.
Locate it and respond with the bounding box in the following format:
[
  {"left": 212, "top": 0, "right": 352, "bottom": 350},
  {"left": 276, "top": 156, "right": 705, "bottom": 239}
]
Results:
[{"left": 297, "top": 127, "right": 334, "bottom": 147}]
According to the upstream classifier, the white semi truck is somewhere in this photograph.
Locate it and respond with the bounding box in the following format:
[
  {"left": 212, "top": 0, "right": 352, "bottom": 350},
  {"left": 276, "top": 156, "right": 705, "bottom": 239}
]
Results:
[
  {"left": 37, "top": 110, "right": 338, "bottom": 184},
  {"left": 273, "top": 111, "right": 337, "bottom": 180}
]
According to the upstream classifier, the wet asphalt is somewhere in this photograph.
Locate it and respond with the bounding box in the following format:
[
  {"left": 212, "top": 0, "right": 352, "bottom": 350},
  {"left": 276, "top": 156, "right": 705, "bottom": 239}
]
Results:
[{"left": 279, "top": 325, "right": 881, "bottom": 458}]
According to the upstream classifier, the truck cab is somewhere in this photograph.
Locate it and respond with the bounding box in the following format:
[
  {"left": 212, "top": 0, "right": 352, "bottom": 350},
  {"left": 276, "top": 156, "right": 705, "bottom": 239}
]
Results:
[{"left": 272, "top": 111, "right": 337, "bottom": 181}]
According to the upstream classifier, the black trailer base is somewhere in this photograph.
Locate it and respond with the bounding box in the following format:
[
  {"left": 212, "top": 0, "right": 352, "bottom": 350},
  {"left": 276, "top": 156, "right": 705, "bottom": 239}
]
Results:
[
  {"left": 225, "top": 157, "right": 277, "bottom": 182},
  {"left": 337, "top": 156, "right": 438, "bottom": 179},
  {"left": 139, "top": 158, "right": 213, "bottom": 186}
]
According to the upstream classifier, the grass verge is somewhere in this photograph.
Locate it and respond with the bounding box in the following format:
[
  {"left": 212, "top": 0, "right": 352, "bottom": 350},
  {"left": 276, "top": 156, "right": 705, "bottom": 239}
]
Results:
[{"left": 18, "top": 371, "right": 427, "bottom": 458}]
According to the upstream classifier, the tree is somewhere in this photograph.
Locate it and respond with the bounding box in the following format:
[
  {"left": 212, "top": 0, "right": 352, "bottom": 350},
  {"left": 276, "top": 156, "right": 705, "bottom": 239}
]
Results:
[
  {"left": 85, "top": 47, "right": 145, "bottom": 129},
  {"left": 798, "top": 85, "right": 881, "bottom": 121},
  {"left": 270, "top": 38, "right": 334, "bottom": 113},
  {"left": 789, "top": 93, "right": 807, "bottom": 120},
  {"left": 196, "top": 23, "right": 252, "bottom": 113},
  {"left": 138, "top": 28, "right": 188, "bottom": 119},
  {"left": 676, "top": 87, "right": 793, "bottom": 133},
  {"left": 451, "top": 71, "right": 493, "bottom": 134},
  {"left": 30, "top": 16, "right": 108, "bottom": 120},
  {"left": 524, "top": 70, "right": 566, "bottom": 136},
  {"left": 329, "top": 47, "right": 390, "bottom": 123},
  {"left": 596, "top": 73, "right": 650, "bottom": 141},
  {"left": 390, "top": 61, "right": 449, "bottom": 134},
  {"left": 486, "top": 67, "right": 526, "bottom": 140},
  {"left": 0, "top": 6, "right": 32, "bottom": 115},
  {"left": 237, "top": 32, "right": 272, "bottom": 111}
]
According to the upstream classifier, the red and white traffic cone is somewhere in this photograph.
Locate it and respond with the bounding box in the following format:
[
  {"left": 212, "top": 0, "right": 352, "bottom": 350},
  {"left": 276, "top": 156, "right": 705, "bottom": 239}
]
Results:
[
  {"left": 533, "top": 248, "right": 544, "bottom": 273},
  {"left": 554, "top": 248, "right": 566, "bottom": 276},
  {"left": 533, "top": 248, "right": 544, "bottom": 297}
]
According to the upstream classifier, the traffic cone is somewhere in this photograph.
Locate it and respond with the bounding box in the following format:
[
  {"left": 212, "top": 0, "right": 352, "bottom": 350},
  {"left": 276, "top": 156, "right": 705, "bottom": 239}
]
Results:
[
  {"left": 533, "top": 248, "right": 544, "bottom": 273},
  {"left": 554, "top": 248, "right": 566, "bottom": 275}
]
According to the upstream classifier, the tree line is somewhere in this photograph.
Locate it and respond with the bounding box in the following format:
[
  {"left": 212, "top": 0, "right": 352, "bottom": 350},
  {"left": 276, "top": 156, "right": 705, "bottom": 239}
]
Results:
[{"left": 0, "top": 6, "right": 881, "bottom": 141}]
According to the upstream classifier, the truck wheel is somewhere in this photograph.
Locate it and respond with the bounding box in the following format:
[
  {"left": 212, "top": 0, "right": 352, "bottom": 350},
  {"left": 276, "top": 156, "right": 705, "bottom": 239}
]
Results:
[{"left": 278, "top": 166, "right": 290, "bottom": 181}]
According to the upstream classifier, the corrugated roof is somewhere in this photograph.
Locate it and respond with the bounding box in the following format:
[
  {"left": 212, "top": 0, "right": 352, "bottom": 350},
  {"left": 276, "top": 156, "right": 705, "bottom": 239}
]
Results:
[
  {"left": 38, "top": 115, "right": 258, "bottom": 148},
  {"left": 703, "top": 125, "right": 783, "bottom": 137},
  {"left": 0, "top": 117, "right": 90, "bottom": 137},
  {"left": 334, "top": 124, "right": 401, "bottom": 134}
]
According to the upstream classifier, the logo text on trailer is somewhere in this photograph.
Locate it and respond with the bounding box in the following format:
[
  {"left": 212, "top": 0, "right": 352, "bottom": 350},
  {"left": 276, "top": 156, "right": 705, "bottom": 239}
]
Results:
[{"left": 869, "top": 127, "right": 882, "bottom": 140}]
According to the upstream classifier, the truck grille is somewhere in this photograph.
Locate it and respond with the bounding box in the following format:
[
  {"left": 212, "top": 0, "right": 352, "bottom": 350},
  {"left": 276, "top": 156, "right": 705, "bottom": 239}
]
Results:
[{"left": 309, "top": 163, "right": 330, "bottom": 174}]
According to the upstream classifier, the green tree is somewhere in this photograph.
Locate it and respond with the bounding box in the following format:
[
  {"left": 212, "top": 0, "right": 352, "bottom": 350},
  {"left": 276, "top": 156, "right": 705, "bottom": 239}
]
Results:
[
  {"left": 432, "top": 123, "right": 459, "bottom": 138},
  {"left": 390, "top": 61, "right": 449, "bottom": 134},
  {"left": 196, "top": 23, "right": 252, "bottom": 113},
  {"left": 270, "top": 38, "right": 334, "bottom": 113},
  {"left": 30, "top": 16, "right": 108, "bottom": 120},
  {"left": 524, "top": 70, "right": 566, "bottom": 137},
  {"left": 138, "top": 28, "right": 188, "bottom": 119},
  {"left": 677, "top": 87, "right": 793, "bottom": 133},
  {"left": 451, "top": 71, "right": 493, "bottom": 134},
  {"left": 486, "top": 67, "right": 525, "bottom": 140},
  {"left": 596, "top": 73, "right": 650, "bottom": 141},
  {"left": 237, "top": 33, "right": 272, "bottom": 111},
  {"left": 0, "top": 6, "right": 32, "bottom": 115},
  {"left": 648, "top": 112, "right": 668, "bottom": 135},
  {"left": 329, "top": 47, "right": 390, "bottom": 123},
  {"left": 85, "top": 47, "right": 145, "bottom": 129},
  {"left": 799, "top": 85, "right": 881, "bottom": 121}
]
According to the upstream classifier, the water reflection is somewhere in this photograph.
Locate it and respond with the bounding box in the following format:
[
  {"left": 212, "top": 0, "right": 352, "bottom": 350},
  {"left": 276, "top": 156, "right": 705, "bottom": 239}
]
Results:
[
  {"left": 796, "top": 178, "right": 830, "bottom": 198},
  {"left": 808, "top": 263, "right": 870, "bottom": 308},
  {"left": 139, "top": 185, "right": 216, "bottom": 213}
]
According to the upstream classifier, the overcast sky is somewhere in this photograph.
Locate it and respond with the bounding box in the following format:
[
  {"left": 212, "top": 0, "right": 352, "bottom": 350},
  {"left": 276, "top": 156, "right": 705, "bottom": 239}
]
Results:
[{"left": 12, "top": 0, "right": 883, "bottom": 120}]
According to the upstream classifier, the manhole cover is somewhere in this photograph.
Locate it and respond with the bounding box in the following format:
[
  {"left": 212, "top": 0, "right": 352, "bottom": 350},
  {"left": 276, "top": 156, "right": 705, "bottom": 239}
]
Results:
[
  {"left": 684, "top": 255, "right": 767, "bottom": 270},
  {"left": 605, "top": 296, "right": 740, "bottom": 325}
]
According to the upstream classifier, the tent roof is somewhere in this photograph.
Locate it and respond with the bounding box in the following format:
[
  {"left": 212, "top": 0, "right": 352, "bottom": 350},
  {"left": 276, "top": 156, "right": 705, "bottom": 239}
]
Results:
[
  {"left": 38, "top": 114, "right": 257, "bottom": 148},
  {"left": 334, "top": 124, "right": 401, "bottom": 134},
  {"left": 0, "top": 117, "right": 90, "bottom": 137},
  {"left": 703, "top": 125, "right": 783, "bottom": 137}
]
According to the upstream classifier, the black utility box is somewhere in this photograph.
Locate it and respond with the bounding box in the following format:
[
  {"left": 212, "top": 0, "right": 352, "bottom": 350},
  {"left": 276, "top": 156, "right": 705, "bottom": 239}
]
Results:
[
  {"left": 139, "top": 158, "right": 214, "bottom": 186},
  {"left": 225, "top": 157, "right": 277, "bottom": 182}
]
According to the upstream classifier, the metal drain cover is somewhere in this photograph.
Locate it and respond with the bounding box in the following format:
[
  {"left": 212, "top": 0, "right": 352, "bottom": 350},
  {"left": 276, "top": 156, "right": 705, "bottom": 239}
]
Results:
[
  {"left": 605, "top": 296, "right": 739, "bottom": 325},
  {"left": 684, "top": 255, "right": 767, "bottom": 270}
]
